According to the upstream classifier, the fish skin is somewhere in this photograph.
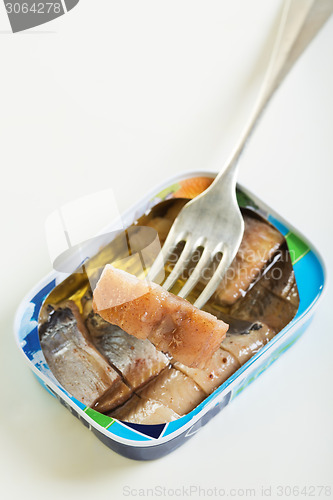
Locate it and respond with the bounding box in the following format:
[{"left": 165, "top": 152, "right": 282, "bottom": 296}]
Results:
[
  {"left": 92, "top": 379, "right": 132, "bottom": 413},
  {"left": 93, "top": 265, "right": 228, "bottom": 368},
  {"left": 39, "top": 301, "right": 132, "bottom": 409},
  {"left": 258, "top": 244, "right": 299, "bottom": 308},
  {"left": 137, "top": 367, "right": 206, "bottom": 416},
  {"left": 86, "top": 314, "right": 169, "bottom": 390},
  {"left": 230, "top": 282, "right": 297, "bottom": 332},
  {"left": 110, "top": 395, "right": 180, "bottom": 424}
]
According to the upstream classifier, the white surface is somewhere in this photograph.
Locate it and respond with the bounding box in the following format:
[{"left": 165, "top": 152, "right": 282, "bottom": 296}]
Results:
[{"left": 0, "top": 1, "right": 332, "bottom": 499}]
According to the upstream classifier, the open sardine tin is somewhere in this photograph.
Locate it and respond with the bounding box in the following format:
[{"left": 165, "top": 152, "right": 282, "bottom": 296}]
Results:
[{"left": 14, "top": 171, "right": 326, "bottom": 460}]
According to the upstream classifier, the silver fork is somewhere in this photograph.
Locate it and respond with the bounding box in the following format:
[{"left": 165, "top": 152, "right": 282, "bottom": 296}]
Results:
[{"left": 148, "top": 0, "right": 333, "bottom": 309}]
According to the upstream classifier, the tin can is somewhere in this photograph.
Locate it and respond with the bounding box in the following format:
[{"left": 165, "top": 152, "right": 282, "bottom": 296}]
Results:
[{"left": 14, "top": 171, "right": 326, "bottom": 460}]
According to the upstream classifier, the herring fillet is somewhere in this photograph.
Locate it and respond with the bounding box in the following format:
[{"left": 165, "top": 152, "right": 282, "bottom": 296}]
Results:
[
  {"left": 39, "top": 301, "right": 131, "bottom": 409},
  {"left": 110, "top": 395, "right": 180, "bottom": 424},
  {"left": 137, "top": 367, "right": 206, "bottom": 416},
  {"left": 213, "top": 215, "right": 284, "bottom": 305},
  {"left": 86, "top": 315, "right": 169, "bottom": 390},
  {"left": 92, "top": 265, "right": 229, "bottom": 368},
  {"left": 221, "top": 322, "right": 275, "bottom": 365},
  {"left": 174, "top": 348, "right": 240, "bottom": 395}
]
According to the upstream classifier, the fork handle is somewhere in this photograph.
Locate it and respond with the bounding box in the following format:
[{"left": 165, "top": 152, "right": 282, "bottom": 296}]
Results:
[{"left": 210, "top": 0, "right": 333, "bottom": 194}]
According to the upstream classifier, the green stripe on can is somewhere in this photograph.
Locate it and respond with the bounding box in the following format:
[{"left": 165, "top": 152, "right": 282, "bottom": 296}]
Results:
[
  {"left": 236, "top": 188, "right": 259, "bottom": 210},
  {"left": 153, "top": 183, "right": 181, "bottom": 201},
  {"left": 285, "top": 232, "right": 310, "bottom": 264},
  {"left": 84, "top": 407, "right": 114, "bottom": 429}
]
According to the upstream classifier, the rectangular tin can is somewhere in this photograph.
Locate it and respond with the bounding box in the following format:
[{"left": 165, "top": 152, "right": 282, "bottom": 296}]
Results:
[{"left": 14, "top": 171, "right": 326, "bottom": 460}]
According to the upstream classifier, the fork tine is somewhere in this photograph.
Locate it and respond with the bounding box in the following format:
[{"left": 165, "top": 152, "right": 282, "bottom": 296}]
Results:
[
  {"left": 146, "top": 244, "right": 172, "bottom": 284},
  {"left": 194, "top": 249, "right": 231, "bottom": 309},
  {"left": 163, "top": 239, "right": 193, "bottom": 291},
  {"left": 147, "top": 230, "right": 184, "bottom": 283},
  {"left": 177, "top": 247, "right": 212, "bottom": 299}
]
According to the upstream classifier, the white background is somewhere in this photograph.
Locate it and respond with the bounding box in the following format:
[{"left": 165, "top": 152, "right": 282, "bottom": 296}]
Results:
[{"left": 0, "top": 1, "right": 332, "bottom": 499}]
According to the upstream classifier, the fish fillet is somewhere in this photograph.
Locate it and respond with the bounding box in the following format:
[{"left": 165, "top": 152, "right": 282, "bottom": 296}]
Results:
[
  {"left": 137, "top": 367, "right": 205, "bottom": 415},
  {"left": 92, "top": 265, "right": 229, "bottom": 368},
  {"left": 110, "top": 395, "right": 180, "bottom": 424},
  {"left": 92, "top": 380, "right": 132, "bottom": 413},
  {"left": 86, "top": 314, "right": 169, "bottom": 390},
  {"left": 221, "top": 322, "right": 275, "bottom": 365},
  {"left": 213, "top": 214, "right": 284, "bottom": 305},
  {"left": 174, "top": 348, "right": 240, "bottom": 395},
  {"left": 230, "top": 282, "right": 297, "bottom": 332},
  {"left": 39, "top": 301, "right": 131, "bottom": 409}
]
